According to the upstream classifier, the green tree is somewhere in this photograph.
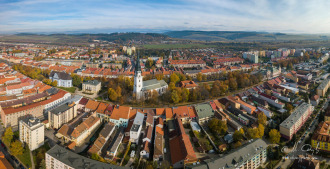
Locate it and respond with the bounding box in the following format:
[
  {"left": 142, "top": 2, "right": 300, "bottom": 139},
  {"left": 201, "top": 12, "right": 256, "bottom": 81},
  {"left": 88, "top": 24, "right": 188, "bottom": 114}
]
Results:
[
  {"left": 10, "top": 140, "right": 23, "bottom": 156},
  {"left": 108, "top": 88, "right": 118, "bottom": 101},
  {"left": 229, "top": 78, "right": 238, "bottom": 91},
  {"left": 2, "top": 127, "right": 13, "bottom": 145},
  {"left": 285, "top": 103, "right": 293, "bottom": 113},
  {"left": 269, "top": 129, "right": 281, "bottom": 144},
  {"left": 197, "top": 72, "right": 202, "bottom": 82},
  {"left": 258, "top": 112, "right": 267, "bottom": 126},
  {"left": 171, "top": 90, "right": 180, "bottom": 104},
  {"left": 170, "top": 73, "right": 180, "bottom": 84},
  {"left": 71, "top": 74, "right": 82, "bottom": 87}
]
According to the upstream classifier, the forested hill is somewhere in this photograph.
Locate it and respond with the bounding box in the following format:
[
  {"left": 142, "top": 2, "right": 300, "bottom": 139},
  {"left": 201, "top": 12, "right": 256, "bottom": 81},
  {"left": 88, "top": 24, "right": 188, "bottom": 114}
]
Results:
[
  {"left": 164, "top": 31, "right": 330, "bottom": 42},
  {"left": 0, "top": 33, "right": 170, "bottom": 45}
]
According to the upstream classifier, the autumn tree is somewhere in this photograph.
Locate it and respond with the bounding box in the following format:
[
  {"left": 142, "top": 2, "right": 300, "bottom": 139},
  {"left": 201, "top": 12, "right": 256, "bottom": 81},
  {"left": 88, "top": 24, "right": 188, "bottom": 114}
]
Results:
[
  {"left": 51, "top": 80, "right": 58, "bottom": 87},
  {"left": 197, "top": 72, "right": 203, "bottom": 82},
  {"left": 42, "top": 79, "right": 52, "bottom": 85},
  {"left": 181, "top": 88, "right": 190, "bottom": 102},
  {"left": 116, "top": 86, "right": 122, "bottom": 97},
  {"left": 208, "top": 118, "right": 227, "bottom": 136},
  {"left": 171, "top": 90, "right": 180, "bottom": 103},
  {"left": 10, "top": 140, "right": 23, "bottom": 156},
  {"left": 170, "top": 73, "right": 180, "bottom": 84},
  {"left": 269, "top": 129, "right": 281, "bottom": 144},
  {"left": 258, "top": 124, "right": 265, "bottom": 138},
  {"left": 108, "top": 88, "right": 118, "bottom": 101},
  {"left": 233, "top": 129, "right": 244, "bottom": 142},
  {"left": 234, "top": 141, "right": 242, "bottom": 148},
  {"left": 258, "top": 112, "right": 267, "bottom": 126},
  {"left": 2, "top": 127, "right": 13, "bottom": 145}
]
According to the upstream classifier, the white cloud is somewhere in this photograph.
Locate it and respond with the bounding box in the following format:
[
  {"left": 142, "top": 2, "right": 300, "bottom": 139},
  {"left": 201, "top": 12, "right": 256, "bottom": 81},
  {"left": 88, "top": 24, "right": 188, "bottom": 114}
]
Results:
[{"left": 0, "top": 0, "right": 330, "bottom": 33}]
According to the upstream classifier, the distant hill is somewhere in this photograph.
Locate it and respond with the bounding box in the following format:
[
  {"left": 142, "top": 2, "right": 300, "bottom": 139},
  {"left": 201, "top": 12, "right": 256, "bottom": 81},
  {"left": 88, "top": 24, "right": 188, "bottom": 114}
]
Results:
[
  {"left": 0, "top": 33, "right": 170, "bottom": 45},
  {"left": 164, "top": 31, "right": 330, "bottom": 41}
]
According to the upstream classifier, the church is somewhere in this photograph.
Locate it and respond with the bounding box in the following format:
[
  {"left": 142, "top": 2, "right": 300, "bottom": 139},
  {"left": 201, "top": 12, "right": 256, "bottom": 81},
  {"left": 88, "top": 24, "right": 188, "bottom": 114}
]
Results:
[{"left": 133, "top": 55, "right": 168, "bottom": 100}]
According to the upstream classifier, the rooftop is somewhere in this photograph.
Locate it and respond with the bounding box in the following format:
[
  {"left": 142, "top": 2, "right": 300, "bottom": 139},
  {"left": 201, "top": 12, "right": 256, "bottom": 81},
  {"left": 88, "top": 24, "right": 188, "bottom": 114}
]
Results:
[
  {"left": 47, "top": 144, "right": 129, "bottom": 169},
  {"left": 83, "top": 80, "right": 101, "bottom": 86},
  {"left": 187, "top": 139, "right": 267, "bottom": 169},
  {"left": 50, "top": 102, "right": 75, "bottom": 115},
  {"left": 280, "top": 102, "right": 312, "bottom": 129}
]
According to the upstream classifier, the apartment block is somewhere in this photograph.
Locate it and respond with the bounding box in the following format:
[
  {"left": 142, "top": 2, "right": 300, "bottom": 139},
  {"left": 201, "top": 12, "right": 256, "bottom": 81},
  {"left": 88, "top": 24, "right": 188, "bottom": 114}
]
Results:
[
  {"left": 187, "top": 139, "right": 267, "bottom": 169},
  {"left": 280, "top": 103, "right": 313, "bottom": 140},
  {"left": 46, "top": 145, "right": 128, "bottom": 169},
  {"left": 19, "top": 116, "right": 44, "bottom": 151},
  {"left": 48, "top": 102, "right": 77, "bottom": 129},
  {"left": 317, "top": 79, "right": 330, "bottom": 97}
]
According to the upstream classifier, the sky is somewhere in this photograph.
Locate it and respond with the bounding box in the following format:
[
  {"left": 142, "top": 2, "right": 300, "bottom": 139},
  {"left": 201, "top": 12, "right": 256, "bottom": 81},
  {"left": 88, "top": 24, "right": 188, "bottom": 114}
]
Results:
[{"left": 1, "top": 0, "right": 330, "bottom": 34}]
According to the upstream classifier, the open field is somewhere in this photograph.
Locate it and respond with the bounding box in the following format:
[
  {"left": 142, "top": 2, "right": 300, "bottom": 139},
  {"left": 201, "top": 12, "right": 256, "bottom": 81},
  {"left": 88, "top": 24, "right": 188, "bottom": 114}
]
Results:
[{"left": 143, "top": 43, "right": 217, "bottom": 49}]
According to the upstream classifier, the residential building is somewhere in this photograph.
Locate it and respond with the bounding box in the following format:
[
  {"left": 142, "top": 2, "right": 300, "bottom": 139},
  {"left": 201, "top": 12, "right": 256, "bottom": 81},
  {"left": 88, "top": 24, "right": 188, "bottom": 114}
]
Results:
[
  {"left": 109, "top": 106, "right": 131, "bottom": 127},
  {"left": 227, "top": 96, "right": 257, "bottom": 114},
  {"left": 19, "top": 116, "right": 44, "bottom": 151},
  {"left": 213, "top": 57, "right": 244, "bottom": 67},
  {"left": 194, "top": 103, "right": 214, "bottom": 124},
  {"left": 178, "top": 80, "right": 198, "bottom": 90},
  {"left": 107, "top": 128, "right": 125, "bottom": 157},
  {"left": 46, "top": 144, "right": 128, "bottom": 169},
  {"left": 258, "top": 92, "right": 285, "bottom": 109},
  {"left": 48, "top": 102, "right": 77, "bottom": 129},
  {"left": 291, "top": 155, "right": 320, "bottom": 169},
  {"left": 153, "top": 125, "right": 164, "bottom": 161},
  {"left": 186, "top": 139, "right": 267, "bottom": 169},
  {"left": 311, "top": 95, "right": 320, "bottom": 106},
  {"left": 85, "top": 99, "right": 100, "bottom": 112},
  {"left": 129, "top": 111, "right": 144, "bottom": 144},
  {"left": 170, "top": 117, "right": 197, "bottom": 168},
  {"left": 57, "top": 115, "right": 101, "bottom": 145},
  {"left": 49, "top": 71, "right": 72, "bottom": 87},
  {"left": 280, "top": 103, "right": 313, "bottom": 140},
  {"left": 88, "top": 122, "right": 115, "bottom": 155},
  {"left": 317, "top": 79, "right": 330, "bottom": 97},
  {"left": 82, "top": 80, "right": 101, "bottom": 94},
  {"left": 311, "top": 121, "right": 330, "bottom": 152},
  {"left": 168, "top": 59, "right": 206, "bottom": 68}
]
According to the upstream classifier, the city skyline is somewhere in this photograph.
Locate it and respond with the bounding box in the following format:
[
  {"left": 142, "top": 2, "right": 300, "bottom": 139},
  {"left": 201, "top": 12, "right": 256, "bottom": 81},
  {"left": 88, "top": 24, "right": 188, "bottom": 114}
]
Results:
[{"left": 1, "top": 0, "right": 330, "bottom": 34}]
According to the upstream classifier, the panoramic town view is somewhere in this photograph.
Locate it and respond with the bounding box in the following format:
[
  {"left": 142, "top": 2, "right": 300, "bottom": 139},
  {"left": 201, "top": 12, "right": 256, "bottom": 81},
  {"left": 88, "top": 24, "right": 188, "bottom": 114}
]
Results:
[{"left": 0, "top": 0, "right": 330, "bottom": 169}]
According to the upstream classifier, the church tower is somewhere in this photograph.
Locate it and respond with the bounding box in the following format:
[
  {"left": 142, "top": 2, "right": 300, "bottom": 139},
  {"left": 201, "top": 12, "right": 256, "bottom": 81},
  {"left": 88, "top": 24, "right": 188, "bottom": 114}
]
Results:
[{"left": 133, "top": 53, "right": 143, "bottom": 100}]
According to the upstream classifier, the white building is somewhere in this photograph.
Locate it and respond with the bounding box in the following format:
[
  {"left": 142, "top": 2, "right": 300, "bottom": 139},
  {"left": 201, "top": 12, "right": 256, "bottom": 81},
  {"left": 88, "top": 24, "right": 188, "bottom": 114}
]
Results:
[
  {"left": 133, "top": 55, "right": 168, "bottom": 100},
  {"left": 19, "top": 116, "right": 44, "bottom": 151},
  {"left": 49, "top": 71, "right": 72, "bottom": 87},
  {"left": 129, "top": 111, "right": 144, "bottom": 144}
]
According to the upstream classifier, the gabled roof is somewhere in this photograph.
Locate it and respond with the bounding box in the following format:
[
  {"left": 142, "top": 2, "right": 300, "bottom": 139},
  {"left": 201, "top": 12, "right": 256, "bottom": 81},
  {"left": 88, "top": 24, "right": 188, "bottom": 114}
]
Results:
[
  {"left": 85, "top": 100, "right": 100, "bottom": 111},
  {"left": 50, "top": 71, "right": 72, "bottom": 80},
  {"left": 110, "top": 106, "right": 131, "bottom": 120},
  {"left": 95, "top": 102, "right": 108, "bottom": 114}
]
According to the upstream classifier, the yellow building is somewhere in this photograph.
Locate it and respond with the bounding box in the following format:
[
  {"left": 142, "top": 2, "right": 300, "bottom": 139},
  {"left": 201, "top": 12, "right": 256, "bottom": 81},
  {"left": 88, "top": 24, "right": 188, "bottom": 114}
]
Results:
[{"left": 311, "top": 121, "right": 330, "bottom": 152}]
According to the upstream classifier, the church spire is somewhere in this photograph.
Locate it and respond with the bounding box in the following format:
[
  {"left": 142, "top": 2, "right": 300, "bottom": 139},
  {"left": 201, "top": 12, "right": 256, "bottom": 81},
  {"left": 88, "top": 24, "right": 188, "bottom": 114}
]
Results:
[{"left": 135, "top": 50, "right": 141, "bottom": 72}]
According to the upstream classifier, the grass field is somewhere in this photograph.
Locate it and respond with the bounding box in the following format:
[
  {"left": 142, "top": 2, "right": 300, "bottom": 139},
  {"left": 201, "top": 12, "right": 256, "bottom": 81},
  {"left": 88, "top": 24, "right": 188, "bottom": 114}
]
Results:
[
  {"left": 17, "top": 146, "right": 32, "bottom": 168},
  {"left": 143, "top": 43, "right": 217, "bottom": 49},
  {"left": 58, "top": 87, "right": 76, "bottom": 93}
]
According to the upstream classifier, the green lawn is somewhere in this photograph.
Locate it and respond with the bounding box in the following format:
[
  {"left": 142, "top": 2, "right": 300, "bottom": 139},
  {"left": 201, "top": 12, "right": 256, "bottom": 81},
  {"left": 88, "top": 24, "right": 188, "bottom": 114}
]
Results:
[
  {"left": 58, "top": 87, "right": 76, "bottom": 93},
  {"left": 16, "top": 146, "right": 32, "bottom": 168}
]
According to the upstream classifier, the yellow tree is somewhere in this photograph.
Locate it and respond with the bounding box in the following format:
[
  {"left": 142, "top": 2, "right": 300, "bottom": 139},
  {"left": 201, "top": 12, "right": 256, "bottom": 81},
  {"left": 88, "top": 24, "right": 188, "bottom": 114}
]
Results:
[
  {"left": 269, "top": 129, "right": 281, "bottom": 144},
  {"left": 108, "top": 88, "right": 118, "bottom": 101},
  {"left": 2, "top": 127, "right": 13, "bottom": 145},
  {"left": 10, "top": 140, "right": 23, "bottom": 156}
]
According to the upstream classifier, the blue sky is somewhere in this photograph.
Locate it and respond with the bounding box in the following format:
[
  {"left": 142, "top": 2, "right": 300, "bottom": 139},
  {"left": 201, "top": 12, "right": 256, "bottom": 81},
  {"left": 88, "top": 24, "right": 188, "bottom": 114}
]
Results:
[{"left": 1, "top": 0, "right": 330, "bottom": 34}]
